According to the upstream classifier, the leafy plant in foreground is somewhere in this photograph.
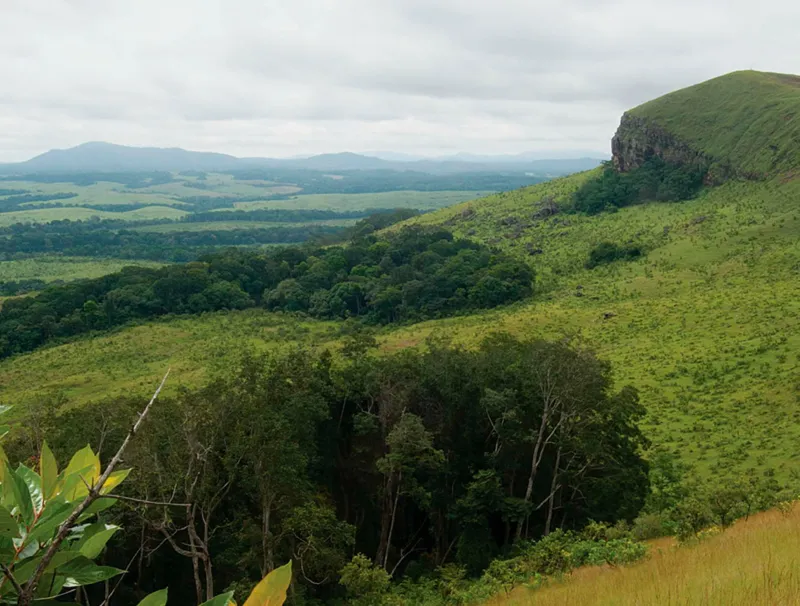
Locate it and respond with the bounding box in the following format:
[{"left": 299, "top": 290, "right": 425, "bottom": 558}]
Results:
[{"left": 0, "top": 378, "right": 293, "bottom": 606}]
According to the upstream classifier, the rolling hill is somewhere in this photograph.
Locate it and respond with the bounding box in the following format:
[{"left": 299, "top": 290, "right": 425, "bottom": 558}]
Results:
[
  {"left": 0, "top": 143, "right": 603, "bottom": 175},
  {"left": 1, "top": 70, "right": 798, "bottom": 486}
]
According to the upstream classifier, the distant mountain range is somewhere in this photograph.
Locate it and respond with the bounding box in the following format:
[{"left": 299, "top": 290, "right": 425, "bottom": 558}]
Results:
[{"left": 0, "top": 142, "right": 607, "bottom": 176}]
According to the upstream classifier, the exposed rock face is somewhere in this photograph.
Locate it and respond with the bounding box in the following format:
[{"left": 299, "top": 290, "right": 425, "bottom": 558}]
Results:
[{"left": 611, "top": 113, "right": 712, "bottom": 174}]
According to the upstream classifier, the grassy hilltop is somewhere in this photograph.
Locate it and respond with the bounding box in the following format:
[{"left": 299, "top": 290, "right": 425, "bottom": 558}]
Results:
[{"left": 626, "top": 70, "right": 800, "bottom": 177}]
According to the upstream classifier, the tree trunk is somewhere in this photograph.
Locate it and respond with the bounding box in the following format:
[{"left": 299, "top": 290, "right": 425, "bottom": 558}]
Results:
[
  {"left": 517, "top": 402, "right": 551, "bottom": 541},
  {"left": 261, "top": 496, "right": 275, "bottom": 576},
  {"left": 544, "top": 446, "right": 562, "bottom": 536},
  {"left": 383, "top": 470, "right": 402, "bottom": 570},
  {"left": 375, "top": 471, "right": 396, "bottom": 567}
]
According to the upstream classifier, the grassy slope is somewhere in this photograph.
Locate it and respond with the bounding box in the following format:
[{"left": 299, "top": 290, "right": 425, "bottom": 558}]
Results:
[
  {"left": 231, "top": 190, "right": 493, "bottom": 211},
  {"left": 2, "top": 173, "right": 798, "bottom": 478},
  {"left": 490, "top": 506, "right": 800, "bottom": 605},
  {"left": 627, "top": 71, "right": 800, "bottom": 176},
  {"left": 0, "top": 257, "right": 163, "bottom": 282}
]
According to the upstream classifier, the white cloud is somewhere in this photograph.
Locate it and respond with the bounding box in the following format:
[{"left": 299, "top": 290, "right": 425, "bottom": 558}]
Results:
[{"left": 0, "top": 0, "right": 798, "bottom": 161}]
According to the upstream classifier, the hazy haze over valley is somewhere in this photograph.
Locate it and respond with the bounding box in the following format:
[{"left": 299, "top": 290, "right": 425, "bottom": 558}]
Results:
[{"left": 1, "top": 0, "right": 798, "bottom": 161}]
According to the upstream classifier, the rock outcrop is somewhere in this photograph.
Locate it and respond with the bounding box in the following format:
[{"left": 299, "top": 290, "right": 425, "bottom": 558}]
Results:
[{"left": 611, "top": 114, "right": 711, "bottom": 173}]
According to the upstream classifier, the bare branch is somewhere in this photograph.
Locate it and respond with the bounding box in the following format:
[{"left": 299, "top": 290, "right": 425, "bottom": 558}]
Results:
[
  {"left": 99, "top": 494, "right": 191, "bottom": 508},
  {"left": 19, "top": 370, "right": 170, "bottom": 605},
  {"left": 1, "top": 564, "right": 23, "bottom": 597}
]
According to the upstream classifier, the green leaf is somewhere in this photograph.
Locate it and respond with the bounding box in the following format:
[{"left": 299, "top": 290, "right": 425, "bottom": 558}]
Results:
[
  {"left": 137, "top": 588, "right": 169, "bottom": 606},
  {"left": 200, "top": 592, "right": 236, "bottom": 606},
  {"left": 0, "top": 425, "right": 10, "bottom": 441},
  {"left": 40, "top": 442, "right": 58, "bottom": 501},
  {"left": 0, "top": 405, "right": 12, "bottom": 417},
  {"left": 60, "top": 556, "right": 124, "bottom": 588},
  {"left": 5, "top": 462, "right": 33, "bottom": 525},
  {"left": 99, "top": 468, "right": 130, "bottom": 495},
  {"left": 61, "top": 464, "right": 96, "bottom": 502},
  {"left": 27, "top": 498, "right": 73, "bottom": 545},
  {"left": 62, "top": 446, "right": 100, "bottom": 498},
  {"left": 78, "top": 497, "right": 117, "bottom": 521},
  {"left": 17, "top": 465, "right": 44, "bottom": 515},
  {"left": 0, "top": 506, "right": 19, "bottom": 536},
  {"left": 243, "top": 561, "right": 292, "bottom": 606},
  {"left": 76, "top": 523, "right": 120, "bottom": 559},
  {"left": 14, "top": 550, "right": 81, "bottom": 584}
]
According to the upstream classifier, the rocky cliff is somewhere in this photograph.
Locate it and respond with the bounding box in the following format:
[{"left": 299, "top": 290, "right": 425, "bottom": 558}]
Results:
[{"left": 610, "top": 113, "right": 723, "bottom": 181}]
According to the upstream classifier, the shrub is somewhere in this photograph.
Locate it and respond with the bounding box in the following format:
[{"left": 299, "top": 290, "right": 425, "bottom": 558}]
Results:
[{"left": 585, "top": 242, "right": 643, "bottom": 269}]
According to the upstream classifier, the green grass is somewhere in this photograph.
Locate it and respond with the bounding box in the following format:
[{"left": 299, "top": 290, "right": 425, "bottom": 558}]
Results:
[
  {"left": 627, "top": 71, "right": 800, "bottom": 177},
  {"left": 231, "top": 190, "right": 493, "bottom": 211},
  {"left": 1, "top": 180, "right": 183, "bottom": 208},
  {"left": 0, "top": 310, "right": 338, "bottom": 408},
  {"left": 1, "top": 174, "right": 798, "bottom": 479},
  {"left": 0, "top": 257, "right": 163, "bottom": 282},
  {"left": 491, "top": 507, "right": 800, "bottom": 606},
  {"left": 0, "top": 205, "right": 188, "bottom": 226},
  {"left": 132, "top": 219, "right": 360, "bottom": 233}
]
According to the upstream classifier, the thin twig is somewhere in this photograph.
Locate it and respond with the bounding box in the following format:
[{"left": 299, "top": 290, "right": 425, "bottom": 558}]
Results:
[
  {"left": 19, "top": 370, "right": 170, "bottom": 605},
  {"left": 1, "top": 564, "right": 23, "bottom": 597},
  {"left": 99, "top": 494, "right": 190, "bottom": 508}
]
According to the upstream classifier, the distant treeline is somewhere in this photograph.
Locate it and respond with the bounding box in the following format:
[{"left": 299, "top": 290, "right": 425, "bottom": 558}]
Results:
[
  {"left": 0, "top": 192, "right": 78, "bottom": 212},
  {"left": 0, "top": 209, "right": 421, "bottom": 261},
  {"left": 227, "top": 168, "right": 544, "bottom": 194},
  {"left": 0, "top": 225, "right": 346, "bottom": 262},
  {"left": 0, "top": 226, "right": 533, "bottom": 357},
  {"left": 1, "top": 171, "right": 173, "bottom": 188},
  {"left": 1, "top": 169, "right": 543, "bottom": 195},
  {"left": 184, "top": 208, "right": 380, "bottom": 223}
]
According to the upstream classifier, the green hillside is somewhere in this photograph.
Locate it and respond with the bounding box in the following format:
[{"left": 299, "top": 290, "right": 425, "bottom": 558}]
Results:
[
  {"left": 2, "top": 71, "right": 799, "bottom": 479},
  {"left": 625, "top": 70, "right": 800, "bottom": 178}
]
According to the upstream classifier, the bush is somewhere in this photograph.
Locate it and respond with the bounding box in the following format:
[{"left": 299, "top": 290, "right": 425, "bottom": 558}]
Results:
[
  {"left": 573, "top": 157, "right": 706, "bottom": 215},
  {"left": 585, "top": 242, "right": 643, "bottom": 269}
]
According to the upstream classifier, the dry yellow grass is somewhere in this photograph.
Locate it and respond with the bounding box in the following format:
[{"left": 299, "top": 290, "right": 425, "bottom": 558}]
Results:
[{"left": 489, "top": 507, "right": 800, "bottom": 606}]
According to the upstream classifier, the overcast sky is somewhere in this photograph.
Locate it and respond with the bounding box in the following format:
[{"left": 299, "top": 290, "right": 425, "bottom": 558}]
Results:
[{"left": 0, "top": 0, "right": 797, "bottom": 161}]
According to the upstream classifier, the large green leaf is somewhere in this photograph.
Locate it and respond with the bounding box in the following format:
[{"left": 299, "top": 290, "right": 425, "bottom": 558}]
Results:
[
  {"left": 62, "top": 446, "right": 100, "bottom": 498},
  {"left": 40, "top": 442, "right": 59, "bottom": 501},
  {"left": 199, "top": 592, "right": 236, "bottom": 606},
  {"left": 78, "top": 497, "right": 117, "bottom": 521},
  {"left": 0, "top": 405, "right": 12, "bottom": 417},
  {"left": 27, "top": 498, "right": 74, "bottom": 545},
  {"left": 0, "top": 506, "right": 18, "bottom": 536},
  {"left": 14, "top": 550, "right": 81, "bottom": 584},
  {"left": 99, "top": 468, "right": 130, "bottom": 495},
  {"left": 17, "top": 465, "right": 44, "bottom": 515},
  {"left": 5, "top": 462, "right": 34, "bottom": 525},
  {"left": 61, "top": 464, "right": 96, "bottom": 502},
  {"left": 60, "top": 556, "right": 124, "bottom": 588},
  {"left": 243, "top": 561, "right": 292, "bottom": 606},
  {"left": 136, "top": 588, "right": 169, "bottom": 606},
  {"left": 76, "top": 523, "right": 120, "bottom": 559}
]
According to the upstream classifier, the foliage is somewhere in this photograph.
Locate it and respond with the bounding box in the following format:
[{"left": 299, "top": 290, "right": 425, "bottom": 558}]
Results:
[
  {"left": 0, "top": 435, "right": 127, "bottom": 603},
  {"left": 584, "top": 241, "right": 642, "bottom": 269},
  {"left": 571, "top": 158, "right": 706, "bottom": 215},
  {"left": 0, "top": 226, "right": 533, "bottom": 357}
]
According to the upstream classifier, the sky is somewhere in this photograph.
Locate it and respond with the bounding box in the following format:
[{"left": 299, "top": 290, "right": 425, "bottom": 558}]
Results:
[{"left": 0, "top": 0, "right": 798, "bottom": 162}]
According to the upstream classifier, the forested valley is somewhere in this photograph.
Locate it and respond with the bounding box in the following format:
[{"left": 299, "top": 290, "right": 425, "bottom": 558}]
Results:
[{"left": 4, "top": 333, "right": 650, "bottom": 604}]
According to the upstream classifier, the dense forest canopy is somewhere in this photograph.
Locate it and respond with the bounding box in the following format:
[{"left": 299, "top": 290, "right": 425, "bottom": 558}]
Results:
[
  {"left": 0, "top": 209, "right": 421, "bottom": 263},
  {"left": 9, "top": 334, "right": 649, "bottom": 604},
  {"left": 0, "top": 226, "right": 533, "bottom": 357}
]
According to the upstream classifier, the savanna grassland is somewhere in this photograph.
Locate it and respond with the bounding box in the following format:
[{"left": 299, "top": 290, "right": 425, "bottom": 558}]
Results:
[
  {"left": 1, "top": 70, "right": 799, "bottom": 606},
  {"left": 490, "top": 505, "right": 800, "bottom": 606},
  {"left": 2, "top": 172, "right": 797, "bottom": 481}
]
